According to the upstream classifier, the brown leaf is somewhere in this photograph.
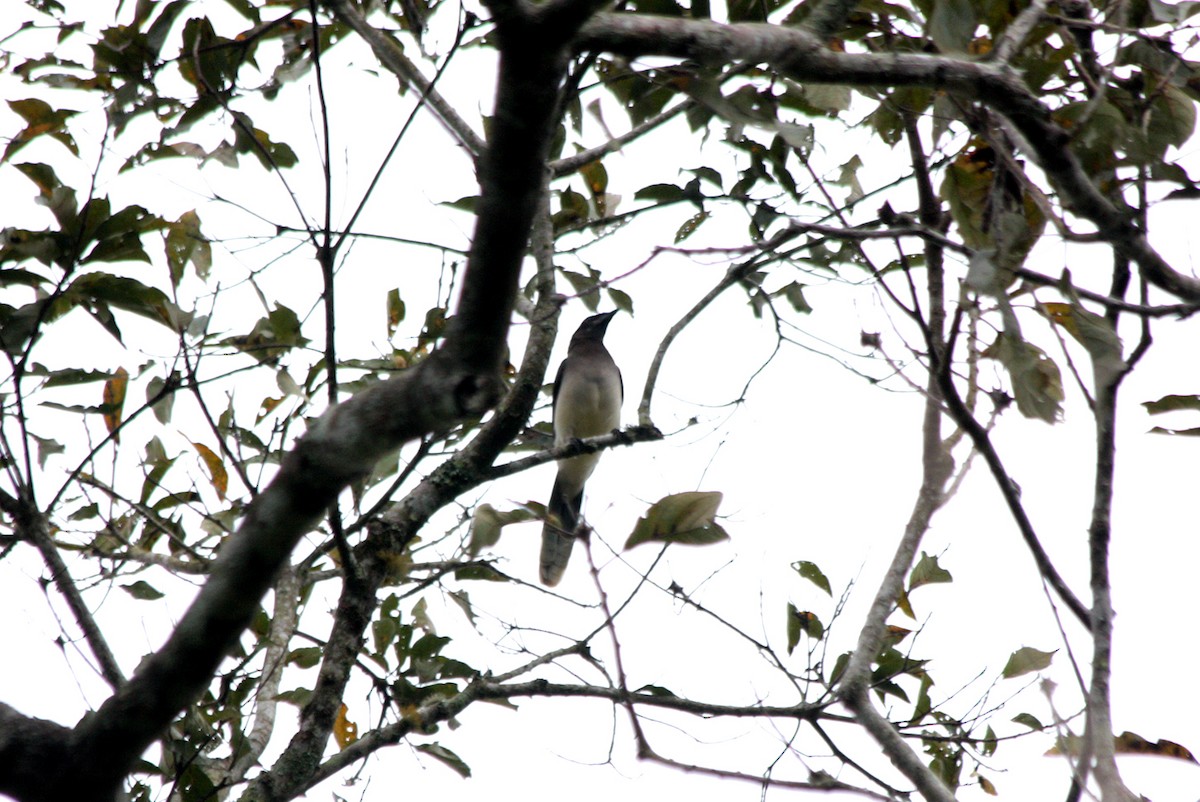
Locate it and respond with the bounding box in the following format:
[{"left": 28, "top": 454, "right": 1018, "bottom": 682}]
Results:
[
  {"left": 334, "top": 703, "right": 359, "bottom": 750},
  {"left": 102, "top": 367, "right": 129, "bottom": 442},
  {"left": 192, "top": 442, "right": 228, "bottom": 500},
  {"left": 1114, "top": 731, "right": 1197, "bottom": 762}
]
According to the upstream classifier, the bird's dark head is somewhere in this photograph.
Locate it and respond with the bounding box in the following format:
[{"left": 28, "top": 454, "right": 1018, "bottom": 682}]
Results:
[{"left": 571, "top": 310, "right": 617, "bottom": 344}]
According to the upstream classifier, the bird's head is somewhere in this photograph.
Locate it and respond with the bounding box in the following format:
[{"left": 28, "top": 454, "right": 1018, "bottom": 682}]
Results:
[{"left": 571, "top": 310, "right": 617, "bottom": 345}]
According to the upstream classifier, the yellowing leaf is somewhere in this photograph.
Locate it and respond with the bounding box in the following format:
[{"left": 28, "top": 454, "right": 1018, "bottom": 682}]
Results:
[
  {"left": 1042, "top": 298, "right": 1125, "bottom": 387},
  {"left": 387, "top": 288, "right": 405, "bottom": 337},
  {"left": 334, "top": 703, "right": 358, "bottom": 750},
  {"left": 579, "top": 159, "right": 609, "bottom": 217},
  {"left": 102, "top": 367, "right": 129, "bottom": 441},
  {"left": 786, "top": 605, "right": 823, "bottom": 653},
  {"left": 192, "top": 441, "right": 228, "bottom": 500}
]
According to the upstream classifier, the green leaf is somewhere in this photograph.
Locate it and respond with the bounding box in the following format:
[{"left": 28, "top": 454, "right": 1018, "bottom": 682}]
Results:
[
  {"left": 828, "top": 652, "right": 851, "bottom": 685},
  {"left": 32, "top": 434, "right": 64, "bottom": 468},
  {"left": 448, "top": 590, "right": 476, "bottom": 626},
  {"left": 561, "top": 268, "right": 603, "bottom": 309},
  {"left": 786, "top": 604, "right": 823, "bottom": 653},
  {"left": 40, "top": 367, "right": 117, "bottom": 387},
  {"left": 634, "top": 183, "right": 686, "bottom": 203},
  {"left": 1143, "top": 394, "right": 1200, "bottom": 415},
  {"left": 624, "top": 491, "right": 728, "bottom": 550},
  {"left": 982, "top": 725, "right": 999, "bottom": 757},
  {"left": 985, "top": 331, "right": 1063, "bottom": 423},
  {"left": 468, "top": 503, "right": 537, "bottom": 558},
  {"left": 275, "top": 688, "right": 313, "bottom": 706},
  {"left": 453, "top": 563, "right": 508, "bottom": 582},
  {"left": 411, "top": 598, "right": 435, "bottom": 635},
  {"left": 635, "top": 684, "right": 678, "bottom": 698},
  {"left": 441, "top": 195, "right": 478, "bottom": 213},
  {"left": 674, "top": 210, "right": 708, "bottom": 243},
  {"left": 909, "top": 673, "right": 934, "bottom": 724},
  {"left": 606, "top": 287, "right": 634, "bottom": 314},
  {"left": 777, "top": 282, "right": 813, "bottom": 314},
  {"left": 415, "top": 743, "right": 471, "bottom": 778},
  {"left": 387, "top": 288, "right": 406, "bottom": 337},
  {"left": 165, "top": 210, "right": 210, "bottom": 286},
  {"left": 1042, "top": 296, "right": 1125, "bottom": 386},
  {"left": 1146, "top": 0, "right": 1200, "bottom": 21},
  {"left": 1150, "top": 425, "right": 1200, "bottom": 436},
  {"left": 4, "top": 99, "right": 79, "bottom": 161},
  {"left": 67, "top": 272, "right": 189, "bottom": 332},
  {"left": 1012, "top": 712, "right": 1045, "bottom": 730},
  {"left": 792, "top": 560, "right": 831, "bottom": 595},
  {"left": 288, "top": 647, "right": 323, "bottom": 668},
  {"left": 929, "top": 0, "right": 977, "bottom": 53},
  {"left": 122, "top": 580, "right": 164, "bottom": 600},
  {"left": 1001, "top": 646, "right": 1055, "bottom": 679},
  {"left": 552, "top": 187, "right": 589, "bottom": 233},
  {"left": 786, "top": 603, "right": 802, "bottom": 654},
  {"left": 908, "top": 552, "right": 952, "bottom": 591},
  {"left": 145, "top": 375, "right": 176, "bottom": 424},
  {"left": 14, "top": 162, "right": 78, "bottom": 228}
]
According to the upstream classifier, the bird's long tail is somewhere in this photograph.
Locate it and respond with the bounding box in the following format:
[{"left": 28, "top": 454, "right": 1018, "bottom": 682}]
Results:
[{"left": 540, "top": 476, "right": 583, "bottom": 586}]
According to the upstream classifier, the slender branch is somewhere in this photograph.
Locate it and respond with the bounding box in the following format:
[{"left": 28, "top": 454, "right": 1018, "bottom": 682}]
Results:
[
  {"left": 228, "top": 567, "right": 302, "bottom": 782},
  {"left": 836, "top": 117, "right": 956, "bottom": 802},
  {"left": 1083, "top": 377, "right": 1136, "bottom": 802},
  {"left": 327, "top": 0, "right": 486, "bottom": 159},
  {"left": 28, "top": 510, "right": 126, "bottom": 690},
  {"left": 239, "top": 185, "right": 568, "bottom": 801},
  {"left": 550, "top": 98, "right": 695, "bottom": 176},
  {"left": 488, "top": 424, "right": 663, "bottom": 481},
  {"left": 637, "top": 221, "right": 807, "bottom": 425}
]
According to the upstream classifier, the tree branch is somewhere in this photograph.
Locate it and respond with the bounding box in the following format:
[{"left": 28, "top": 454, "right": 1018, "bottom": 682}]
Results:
[
  {"left": 1083, "top": 378, "right": 1137, "bottom": 802},
  {"left": 573, "top": 13, "right": 1200, "bottom": 303},
  {"left": 327, "top": 0, "right": 486, "bottom": 160}
]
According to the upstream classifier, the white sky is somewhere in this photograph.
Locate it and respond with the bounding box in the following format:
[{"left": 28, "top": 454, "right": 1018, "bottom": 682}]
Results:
[{"left": 2, "top": 1, "right": 1200, "bottom": 800}]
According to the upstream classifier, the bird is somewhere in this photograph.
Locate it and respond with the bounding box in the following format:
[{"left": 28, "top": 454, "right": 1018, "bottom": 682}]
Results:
[{"left": 539, "top": 310, "right": 623, "bottom": 586}]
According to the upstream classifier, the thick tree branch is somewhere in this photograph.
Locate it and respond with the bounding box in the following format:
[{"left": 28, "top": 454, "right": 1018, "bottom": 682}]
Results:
[
  {"left": 573, "top": 13, "right": 1200, "bottom": 303},
  {"left": 55, "top": 350, "right": 502, "bottom": 802},
  {"left": 0, "top": 705, "right": 73, "bottom": 802},
  {"left": 240, "top": 191, "right": 567, "bottom": 801}
]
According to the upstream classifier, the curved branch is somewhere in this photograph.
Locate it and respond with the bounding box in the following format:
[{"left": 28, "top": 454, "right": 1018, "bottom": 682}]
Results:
[{"left": 573, "top": 13, "right": 1200, "bottom": 302}]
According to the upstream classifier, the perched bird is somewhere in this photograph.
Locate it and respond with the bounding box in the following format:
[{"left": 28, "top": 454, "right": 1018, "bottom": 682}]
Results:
[{"left": 539, "top": 311, "right": 623, "bottom": 586}]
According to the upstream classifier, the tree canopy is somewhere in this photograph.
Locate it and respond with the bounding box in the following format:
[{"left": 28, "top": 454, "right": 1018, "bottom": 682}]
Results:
[{"left": 2, "top": 0, "right": 1199, "bottom": 800}]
